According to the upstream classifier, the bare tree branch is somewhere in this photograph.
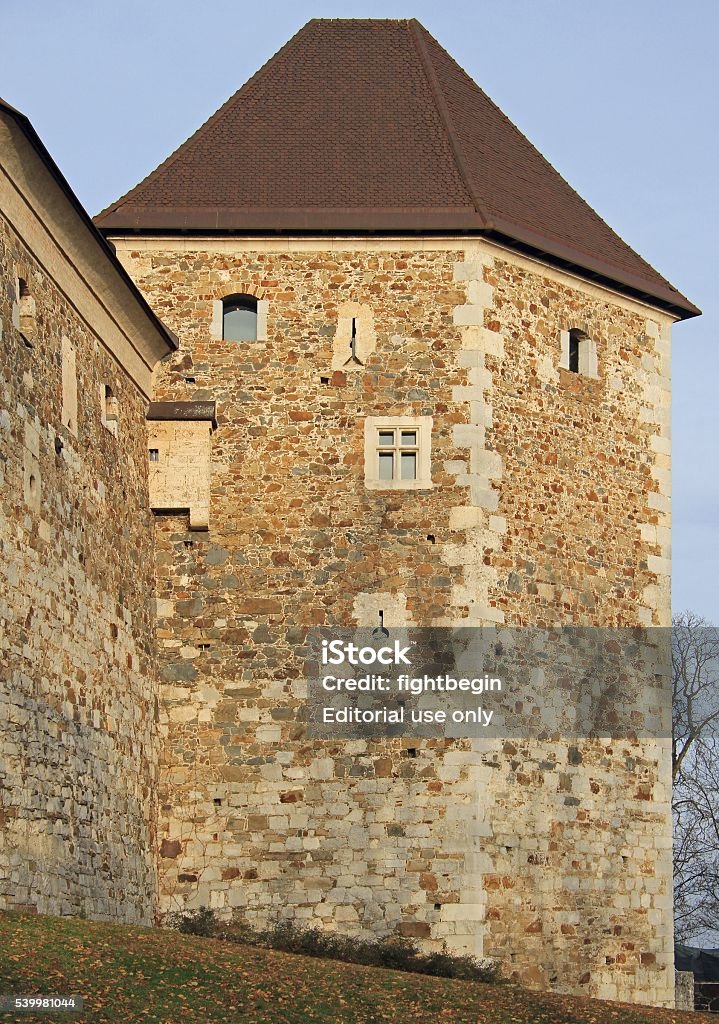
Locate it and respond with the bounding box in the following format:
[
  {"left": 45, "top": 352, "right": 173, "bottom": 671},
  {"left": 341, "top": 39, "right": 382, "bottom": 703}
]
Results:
[{"left": 672, "top": 611, "right": 719, "bottom": 944}]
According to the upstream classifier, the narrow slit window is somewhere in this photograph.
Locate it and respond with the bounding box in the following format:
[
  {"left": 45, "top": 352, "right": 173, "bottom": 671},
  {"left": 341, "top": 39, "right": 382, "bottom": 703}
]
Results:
[
  {"left": 343, "top": 316, "right": 363, "bottom": 367},
  {"left": 17, "top": 277, "right": 36, "bottom": 343},
  {"left": 104, "top": 385, "right": 119, "bottom": 425},
  {"left": 222, "top": 294, "right": 258, "bottom": 341},
  {"left": 563, "top": 327, "right": 597, "bottom": 377}
]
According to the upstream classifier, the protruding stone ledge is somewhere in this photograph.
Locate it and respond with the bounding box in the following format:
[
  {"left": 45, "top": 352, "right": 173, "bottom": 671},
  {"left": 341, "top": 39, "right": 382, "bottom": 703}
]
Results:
[
  {"left": 146, "top": 400, "right": 217, "bottom": 429},
  {"left": 146, "top": 400, "right": 216, "bottom": 530}
]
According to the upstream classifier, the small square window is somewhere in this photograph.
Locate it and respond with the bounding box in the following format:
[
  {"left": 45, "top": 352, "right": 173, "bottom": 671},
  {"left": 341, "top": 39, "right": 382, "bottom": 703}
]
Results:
[
  {"left": 149, "top": 449, "right": 160, "bottom": 462},
  {"left": 364, "top": 416, "right": 432, "bottom": 490},
  {"left": 560, "top": 329, "right": 598, "bottom": 378},
  {"left": 373, "top": 427, "right": 420, "bottom": 482}
]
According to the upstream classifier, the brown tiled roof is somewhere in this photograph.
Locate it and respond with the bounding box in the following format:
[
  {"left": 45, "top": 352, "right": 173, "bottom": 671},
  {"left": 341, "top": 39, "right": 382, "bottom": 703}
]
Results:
[{"left": 95, "top": 19, "right": 698, "bottom": 319}]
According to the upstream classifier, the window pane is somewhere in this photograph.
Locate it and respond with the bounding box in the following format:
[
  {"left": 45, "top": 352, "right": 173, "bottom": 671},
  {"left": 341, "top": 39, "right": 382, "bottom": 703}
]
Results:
[
  {"left": 378, "top": 431, "right": 395, "bottom": 447},
  {"left": 400, "top": 452, "right": 417, "bottom": 480},
  {"left": 378, "top": 452, "right": 394, "bottom": 480},
  {"left": 223, "top": 306, "right": 257, "bottom": 341},
  {"left": 400, "top": 431, "right": 417, "bottom": 447}
]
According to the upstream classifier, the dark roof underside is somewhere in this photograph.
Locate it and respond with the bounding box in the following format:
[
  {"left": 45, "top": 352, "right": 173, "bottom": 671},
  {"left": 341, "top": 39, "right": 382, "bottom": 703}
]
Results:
[{"left": 95, "top": 19, "right": 698, "bottom": 319}]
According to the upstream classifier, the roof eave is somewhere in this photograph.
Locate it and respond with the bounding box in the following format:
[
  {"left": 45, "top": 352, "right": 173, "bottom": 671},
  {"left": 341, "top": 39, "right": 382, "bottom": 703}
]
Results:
[
  {"left": 94, "top": 206, "right": 487, "bottom": 232},
  {"left": 97, "top": 206, "right": 700, "bottom": 321},
  {"left": 484, "top": 217, "right": 701, "bottom": 322}
]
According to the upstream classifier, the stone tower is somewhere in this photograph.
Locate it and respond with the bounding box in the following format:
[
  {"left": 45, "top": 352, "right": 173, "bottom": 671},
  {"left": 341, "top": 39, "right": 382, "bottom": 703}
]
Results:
[{"left": 95, "top": 19, "right": 698, "bottom": 1006}]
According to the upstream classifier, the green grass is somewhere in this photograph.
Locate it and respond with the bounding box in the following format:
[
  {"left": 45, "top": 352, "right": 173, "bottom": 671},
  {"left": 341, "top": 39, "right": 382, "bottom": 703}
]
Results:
[{"left": 0, "top": 911, "right": 707, "bottom": 1023}]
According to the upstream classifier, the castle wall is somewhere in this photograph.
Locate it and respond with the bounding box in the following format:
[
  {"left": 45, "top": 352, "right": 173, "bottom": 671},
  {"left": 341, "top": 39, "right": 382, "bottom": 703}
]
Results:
[
  {"left": 115, "top": 235, "right": 675, "bottom": 1003},
  {"left": 0, "top": 208, "right": 159, "bottom": 923}
]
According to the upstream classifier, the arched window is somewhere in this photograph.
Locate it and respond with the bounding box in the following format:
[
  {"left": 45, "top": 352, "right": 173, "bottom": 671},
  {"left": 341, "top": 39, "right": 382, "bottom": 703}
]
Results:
[{"left": 222, "top": 294, "right": 258, "bottom": 341}]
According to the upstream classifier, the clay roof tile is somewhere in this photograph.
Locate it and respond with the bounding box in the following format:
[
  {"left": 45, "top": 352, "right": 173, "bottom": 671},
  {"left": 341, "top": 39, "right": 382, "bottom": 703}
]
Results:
[{"left": 94, "top": 18, "right": 699, "bottom": 319}]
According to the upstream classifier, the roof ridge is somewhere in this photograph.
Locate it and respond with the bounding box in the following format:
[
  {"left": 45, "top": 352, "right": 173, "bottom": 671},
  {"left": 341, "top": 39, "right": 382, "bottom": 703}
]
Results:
[
  {"left": 95, "top": 21, "right": 314, "bottom": 221},
  {"left": 309, "top": 18, "right": 415, "bottom": 24},
  {"left": 407, "top": 20, "right": 489, "bottom": 230}
]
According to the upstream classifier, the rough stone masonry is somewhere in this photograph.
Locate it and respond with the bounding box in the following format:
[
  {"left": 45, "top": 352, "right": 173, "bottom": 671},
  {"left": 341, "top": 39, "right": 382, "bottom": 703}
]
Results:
[
  {"left": 0, "top": 96, "right": 176, "bottom": 925},
  {"left": 0, "top": 175, "right": 164, "bottom": 924},
  {"left": 110, "top": 233, "right": 676, "bottom": 1006}
]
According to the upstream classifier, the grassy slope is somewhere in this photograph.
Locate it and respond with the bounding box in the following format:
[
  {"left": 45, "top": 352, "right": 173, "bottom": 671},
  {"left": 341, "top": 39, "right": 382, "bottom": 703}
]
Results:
[{"left": 0, "top": 912, "right": 707, "bottom": 1023}]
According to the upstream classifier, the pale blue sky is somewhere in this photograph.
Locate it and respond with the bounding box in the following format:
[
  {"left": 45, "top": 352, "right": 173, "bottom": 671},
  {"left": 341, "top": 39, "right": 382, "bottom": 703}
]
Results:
[{"left": 3, "top": 1, "right": 716, "bottom": 620}]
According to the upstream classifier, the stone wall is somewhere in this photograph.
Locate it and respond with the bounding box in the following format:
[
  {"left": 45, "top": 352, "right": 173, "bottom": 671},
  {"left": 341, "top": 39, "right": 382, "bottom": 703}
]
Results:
[
  {"left": 456, "top": 245, "right": 674, "bottom": 1005},
  {"left": 114, "top": 235, "right": 676, "bottom": 1003},
  {"left": 0, "top": 211, "right": 159, "bottom": 923}
]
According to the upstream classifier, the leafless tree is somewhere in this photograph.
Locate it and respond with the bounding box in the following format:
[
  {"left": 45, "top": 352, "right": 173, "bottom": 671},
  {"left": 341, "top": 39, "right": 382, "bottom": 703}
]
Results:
[{"left": 672, "top": 611, "right": 719, "bottom": 944}]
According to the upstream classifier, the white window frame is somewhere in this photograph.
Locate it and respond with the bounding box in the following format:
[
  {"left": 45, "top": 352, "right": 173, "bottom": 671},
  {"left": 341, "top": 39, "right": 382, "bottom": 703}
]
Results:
[
  {"left": 210, "top": 296, "right": 268, "bottom": 341},
  {"left": 560, "top": 329, "right": 598, "bottom": 378},
  {"left": 364, "top": 416, "right": 433, "bottom": 491}
]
